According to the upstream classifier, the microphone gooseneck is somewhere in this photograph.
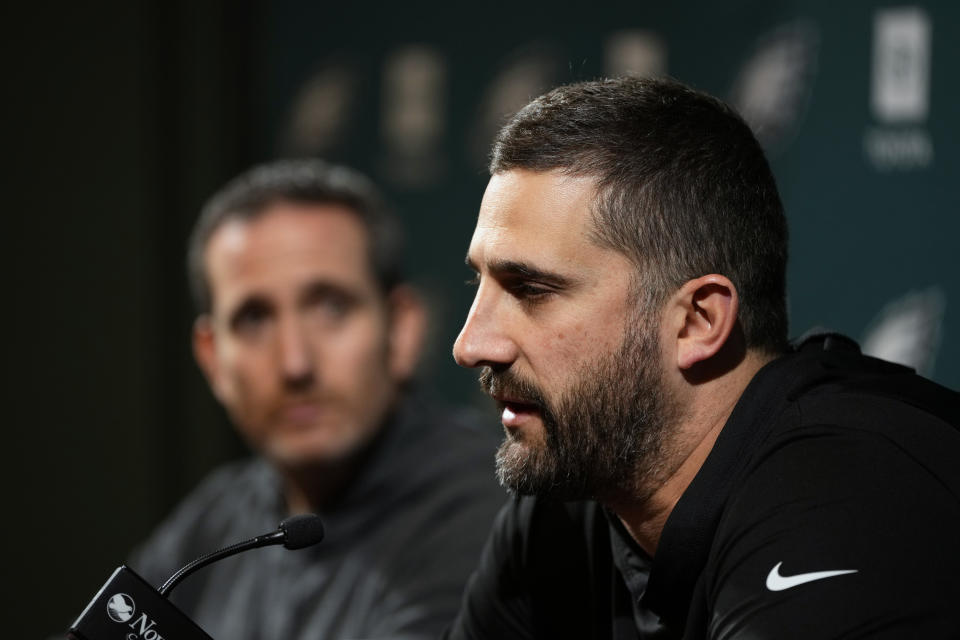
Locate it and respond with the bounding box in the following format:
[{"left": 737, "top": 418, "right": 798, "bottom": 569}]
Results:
[{"left": 158, "top": 514, "right": 325, "bottom": 597}]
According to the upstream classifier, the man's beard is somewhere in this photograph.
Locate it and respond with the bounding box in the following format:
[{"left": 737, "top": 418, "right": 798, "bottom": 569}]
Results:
[{"left": 480, "top": 318, "right": 677, "bottom": 502}]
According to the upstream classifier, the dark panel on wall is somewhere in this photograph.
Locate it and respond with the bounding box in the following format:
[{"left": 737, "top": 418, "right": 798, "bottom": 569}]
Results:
[{"left": 6, "top": 2, "right": 259, "bottom": 636}]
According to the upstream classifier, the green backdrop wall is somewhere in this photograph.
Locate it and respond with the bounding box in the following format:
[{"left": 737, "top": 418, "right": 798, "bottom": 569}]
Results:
[{"left": 260, "top": 0, "right": 958, "bottom": 410}]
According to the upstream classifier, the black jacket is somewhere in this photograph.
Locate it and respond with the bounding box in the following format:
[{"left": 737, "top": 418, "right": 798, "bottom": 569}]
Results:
[
  {"left": 132, "top": 397, "right": 504, "bottom": 640},
  {"left": 446, "top": 334, "right": 960, "bottom": 639}
]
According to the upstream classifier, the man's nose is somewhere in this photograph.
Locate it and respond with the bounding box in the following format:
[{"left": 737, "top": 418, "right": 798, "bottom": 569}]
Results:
[
  {"left": 277, "top": 315, "right": 315, "bottom": 388},
  {"left": 453, "top": 288, "right": 517, "bottom": 369}
]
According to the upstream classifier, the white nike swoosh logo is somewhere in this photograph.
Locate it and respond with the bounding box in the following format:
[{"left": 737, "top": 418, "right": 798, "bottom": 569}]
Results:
[{"left": 765, "top": 561, "right": 858, "bottom": 591}]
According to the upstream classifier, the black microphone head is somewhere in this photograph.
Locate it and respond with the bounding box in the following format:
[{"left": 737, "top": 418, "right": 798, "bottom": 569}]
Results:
[{"left": 279, "top": 514, "right": 325, "bottom": 550}]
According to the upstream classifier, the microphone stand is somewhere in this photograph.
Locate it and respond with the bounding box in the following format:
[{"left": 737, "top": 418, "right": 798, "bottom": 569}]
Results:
[
  {"left": 67, "top": 515, "right": 323, "bottom": 640},
  {"left": 159, "top": 530, "right": 284, "bottom": 596}
]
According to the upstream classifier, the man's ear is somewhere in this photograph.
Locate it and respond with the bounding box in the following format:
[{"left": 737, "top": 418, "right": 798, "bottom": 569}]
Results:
[
  {"left": 386, "top": 284, "right": 427, "bottom": 382},
  {"left": 669, "top": 274, "right": 739, "bottom": 370},
  {"left": 192, "top": 315, "right": 224, "bottom": 400}
]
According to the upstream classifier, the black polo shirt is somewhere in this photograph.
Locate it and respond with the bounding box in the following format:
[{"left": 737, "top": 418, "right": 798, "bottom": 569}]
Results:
[{"left": 446, "top": 335, "right": 960, "bottom": 639}]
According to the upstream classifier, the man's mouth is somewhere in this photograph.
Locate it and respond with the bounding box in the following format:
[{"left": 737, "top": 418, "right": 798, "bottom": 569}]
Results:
[
  {"left": 497, "top": 399, "right": 541, "bottom": 427},
  {"left": 277, "top": 399, "right": 331, "bottom": 426},
  {"left": 480, "top": 368, "right": 547, "bottom": 428}
]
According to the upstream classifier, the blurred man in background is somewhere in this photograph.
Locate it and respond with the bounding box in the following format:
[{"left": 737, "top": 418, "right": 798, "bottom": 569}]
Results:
[
  {"left": 132, "top": 159, "right": 503, "bottom": 639},
  {"left": 448, "top": 77, "right": 960, "bottom": 638}
]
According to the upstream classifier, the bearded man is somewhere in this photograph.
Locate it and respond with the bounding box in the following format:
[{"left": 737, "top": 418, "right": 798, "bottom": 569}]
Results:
[{"left": 448, "top": 77, "right": 960, "bottom": 639}]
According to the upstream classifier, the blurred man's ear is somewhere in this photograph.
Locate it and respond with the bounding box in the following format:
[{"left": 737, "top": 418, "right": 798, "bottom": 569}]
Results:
[
  {"left": 386, "top": 284, "right": 427, "bottom": 382},
  {"left": 192, "top": 315, "right": 224, "bottom": 400}
]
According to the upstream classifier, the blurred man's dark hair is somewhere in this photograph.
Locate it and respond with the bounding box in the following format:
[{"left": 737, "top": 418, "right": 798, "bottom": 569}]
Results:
[{"left": 187, "top": 158, "right": 405, "bottom": 314}]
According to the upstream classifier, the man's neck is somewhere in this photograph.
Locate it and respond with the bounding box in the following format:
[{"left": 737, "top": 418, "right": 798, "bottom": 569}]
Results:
[
  {"left": 280, "top": 426, "right": 391, "bottom": 514},
  {"left": 609, "top": 349, "right": 777, "bottom": 556},
  {"left": 282, "top": 458, "right": 361, "bottom": 514}
]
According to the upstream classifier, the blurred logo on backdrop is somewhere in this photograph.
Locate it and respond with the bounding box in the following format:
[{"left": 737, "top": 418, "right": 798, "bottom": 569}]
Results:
[
  {"left": 604, "top": 29, "right": 667, "bottom": 79},
  {"left": 282, "top": 58, "right": 359, "bottom": 157},
  {"left": 862, "top": 287, "right": 945, "bottom": 378},
  {"left": 467, "top": 44, "right": 565, "bottom": 172},
  {"left": 729, "top": 20, "right": 820, "bottom": 156},
  {"left": 864, "top": 6, "right": 934, "bottom": 171},
  {"left": 379, "top": 45, "right": 448, "bottom": 188}
]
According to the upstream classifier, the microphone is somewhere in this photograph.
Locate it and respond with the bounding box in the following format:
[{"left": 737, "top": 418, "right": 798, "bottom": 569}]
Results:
[
  {"left": 67, "top": 514, "right": 325, "bottom": 640},
  {"left": 159, "top": 513, "right": 325, "bottom": 595}
]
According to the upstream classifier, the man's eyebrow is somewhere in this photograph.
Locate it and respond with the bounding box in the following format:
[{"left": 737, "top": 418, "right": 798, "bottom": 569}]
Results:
[
  {"left": 467, "top": 255, "right": 573, "bottom": 287},
  {"left": 300, "top": 279, "right": 358, "bottom": 303}
]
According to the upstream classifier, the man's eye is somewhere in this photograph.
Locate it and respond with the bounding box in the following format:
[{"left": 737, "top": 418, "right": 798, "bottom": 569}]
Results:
[
  {"left": 232, "top": 305, "right": 271, "bottom": 334},
  {"left": 321, "top": 297, "right": 349, "bottom": 317},
  {"left": 508, "top": 281, "right": 552, "bottom": 300},
  {"left": 308, "top": 293, "right": 353, "bottom": 321},
  {"left": 465, "top": 273, "right": 480, "bottom": 287}
]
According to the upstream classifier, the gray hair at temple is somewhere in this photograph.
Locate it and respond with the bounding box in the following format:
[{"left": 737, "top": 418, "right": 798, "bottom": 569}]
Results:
[
  {"left": 187, "top": 158, "right": 405, "bottom": 314},
  {"left": 490, "top": 76, "right": 789, "bottom": 354}
]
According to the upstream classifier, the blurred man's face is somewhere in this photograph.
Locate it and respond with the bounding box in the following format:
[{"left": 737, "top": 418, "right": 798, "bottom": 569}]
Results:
[
  {"left": 194, "top": 203, "right": 407, "bottom": 469},
  {"left": 453, "top": 170, "right": 677, "bottom": 500}
]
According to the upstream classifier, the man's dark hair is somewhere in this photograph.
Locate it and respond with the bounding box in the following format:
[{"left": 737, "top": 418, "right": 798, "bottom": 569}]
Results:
[
  {"left": 491, "top": 77, "right": 789, "bottom": 354},
  {"left": 187, "top": 158, "right": 405, "bottom": 314}
]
